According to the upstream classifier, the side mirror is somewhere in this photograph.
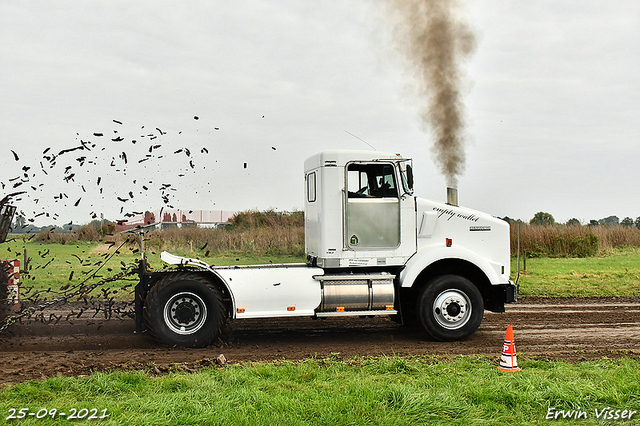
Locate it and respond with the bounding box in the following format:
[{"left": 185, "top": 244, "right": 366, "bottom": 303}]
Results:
[{"left": 406, "top": 165, "right": 414, "bottom": 190}]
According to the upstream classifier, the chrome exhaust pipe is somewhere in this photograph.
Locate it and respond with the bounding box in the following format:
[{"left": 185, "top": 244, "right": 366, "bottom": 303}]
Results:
[{"left": 446, "top": 187, "right": 458, "bottom": 207}]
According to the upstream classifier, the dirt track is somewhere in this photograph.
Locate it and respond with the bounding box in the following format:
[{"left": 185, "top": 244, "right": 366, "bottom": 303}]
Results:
[{"left": 1, "top": 297, "right": 639, "bottom": 384}]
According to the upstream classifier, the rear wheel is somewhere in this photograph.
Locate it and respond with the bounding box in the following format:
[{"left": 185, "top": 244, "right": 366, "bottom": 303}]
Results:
[
  {"left": 144, "top": 272, "right": 226, "bottom": 348},
  {"left": 417, "top": 275, "right": 483, "bottom": 341}
]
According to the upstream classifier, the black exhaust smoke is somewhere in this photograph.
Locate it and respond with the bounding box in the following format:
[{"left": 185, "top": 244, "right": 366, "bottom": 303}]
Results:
[{"left": 384, "top": 0, "right": 476, "bottom": 190}]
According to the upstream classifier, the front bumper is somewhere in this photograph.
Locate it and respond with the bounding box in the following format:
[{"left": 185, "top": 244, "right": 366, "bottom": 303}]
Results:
[{"left": 485, "top": 281, "right": 518, "bottom": 313}]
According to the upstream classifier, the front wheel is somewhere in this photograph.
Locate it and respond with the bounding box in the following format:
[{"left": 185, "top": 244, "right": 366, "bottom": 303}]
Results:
[
  {"left": 144, "top": 272, "right": 226, "bottom": 348},
  {"left": 417, "top": 275, "right": 484, "bottom": 341}
]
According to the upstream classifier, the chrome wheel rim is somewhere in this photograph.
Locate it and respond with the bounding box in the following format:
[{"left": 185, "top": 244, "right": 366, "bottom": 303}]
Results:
[
  {"left": 163, "top": 292, "right": 207, "bottom": 335},
  {"left": 432, "top": 289, "right": 471, "bottom": 330}
]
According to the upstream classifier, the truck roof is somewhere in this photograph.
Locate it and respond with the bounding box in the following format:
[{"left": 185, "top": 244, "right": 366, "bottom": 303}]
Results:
[{"left": 304, "top": 150, "right": 407, "bottom": 171}]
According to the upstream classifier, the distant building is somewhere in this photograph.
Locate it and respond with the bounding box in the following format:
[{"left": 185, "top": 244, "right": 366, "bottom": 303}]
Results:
[{"left": 115, "top": 209, "right": 238, "bottom": 232}]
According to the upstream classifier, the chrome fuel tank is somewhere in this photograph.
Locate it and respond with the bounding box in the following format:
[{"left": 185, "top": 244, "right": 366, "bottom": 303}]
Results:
[{"left": 316, "top": 273, "right": 395, "bottom": 312}]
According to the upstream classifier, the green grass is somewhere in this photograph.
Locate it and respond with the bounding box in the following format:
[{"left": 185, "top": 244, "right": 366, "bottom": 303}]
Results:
[
  {"left": 2, "top": 237, "right": 305, "bottom": 300},
  {"left": 512, "top": 248, "right": 640, "bottom": 297},
  {"left": 1, "top": 356, "right": 639, "bottom": 425},
  {"left": 4, "top": 238, "right": 640, "bottom": 300}
]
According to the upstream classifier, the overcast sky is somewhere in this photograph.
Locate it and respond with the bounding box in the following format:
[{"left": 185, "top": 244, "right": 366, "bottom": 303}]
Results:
[{"left": 2, "top": 1, "right": 639, "bottom": 226}]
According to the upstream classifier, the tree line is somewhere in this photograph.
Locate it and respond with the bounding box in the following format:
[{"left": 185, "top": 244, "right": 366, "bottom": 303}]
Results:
[{"left": 503, "top": 212, "right": 640, "bottom": 228}]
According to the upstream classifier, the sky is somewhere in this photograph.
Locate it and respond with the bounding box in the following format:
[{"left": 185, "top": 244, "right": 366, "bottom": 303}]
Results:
[{"left": 1, "top": 1, "right": 639, "bottom": 227}]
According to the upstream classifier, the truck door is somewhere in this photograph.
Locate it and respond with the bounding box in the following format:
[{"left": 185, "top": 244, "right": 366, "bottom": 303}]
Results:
[{"left": 346, "top": 162, "right": 400, "bottom": 249}]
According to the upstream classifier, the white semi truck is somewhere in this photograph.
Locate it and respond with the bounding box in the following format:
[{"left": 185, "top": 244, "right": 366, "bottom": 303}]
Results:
[{"left": 135, "top": 150, "right": 516, "bottom": 347}]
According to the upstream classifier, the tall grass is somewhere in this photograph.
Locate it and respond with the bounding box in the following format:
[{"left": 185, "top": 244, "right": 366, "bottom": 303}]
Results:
[
  {"left": 150, "top": 210, "right": 304, "bottom": 256},
  {"left": 33, "top": 210, "right": 640, "bottom": 259},
  {"left": 510, "top": 223, "right": 640, "bottom": 258},
  {"left": 33, "top": 210, "right": 305, "bottom": 257}
]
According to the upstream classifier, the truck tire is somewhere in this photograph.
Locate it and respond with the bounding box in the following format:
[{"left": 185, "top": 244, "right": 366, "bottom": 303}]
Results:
[
  {"left": 417, "top": 275, "right": 484, "bottom": 341},
  {"left": 144, "top": 272, "right": 226, "bottom": 348}
]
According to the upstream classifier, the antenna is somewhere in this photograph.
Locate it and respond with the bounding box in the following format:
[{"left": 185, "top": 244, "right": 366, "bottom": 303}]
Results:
[{"left": 345, "top": 130, "right": 376, "bottom": 151}]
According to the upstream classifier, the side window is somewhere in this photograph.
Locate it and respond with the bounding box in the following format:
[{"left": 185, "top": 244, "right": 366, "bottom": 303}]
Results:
[
  {"left": 347, "top": 163, "right": 397, "bottom": 198},
  {"left": 307, "top": 172, "right": 316, "bottom": 202}
]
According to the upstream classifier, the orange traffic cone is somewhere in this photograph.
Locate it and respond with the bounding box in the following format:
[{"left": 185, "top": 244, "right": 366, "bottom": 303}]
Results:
[{"left": 498, "top": 325, "right": 521, "bottom": 372}]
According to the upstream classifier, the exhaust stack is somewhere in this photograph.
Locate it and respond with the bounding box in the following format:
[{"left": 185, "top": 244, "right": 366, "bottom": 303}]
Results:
[{"left": 447, "top": 187, "right": 458, "bottom": 207}]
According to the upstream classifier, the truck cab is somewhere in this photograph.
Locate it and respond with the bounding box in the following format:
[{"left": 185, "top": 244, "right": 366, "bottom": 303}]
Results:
[{"left": 304, "top": 150, "right": 416, "bottom": 269}]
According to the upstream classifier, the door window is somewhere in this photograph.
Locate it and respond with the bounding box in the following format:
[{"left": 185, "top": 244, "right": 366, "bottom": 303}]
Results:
[{"left": 347, "top": 164, "right": 397, "bottom": 198}]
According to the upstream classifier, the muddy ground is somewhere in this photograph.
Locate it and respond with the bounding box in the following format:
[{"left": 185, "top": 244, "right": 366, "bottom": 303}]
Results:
[{"left": 1, "top": 297, "right": 639, "bottom": 384}]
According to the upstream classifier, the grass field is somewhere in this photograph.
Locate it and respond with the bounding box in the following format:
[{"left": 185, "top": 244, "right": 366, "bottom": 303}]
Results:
[
  {"left": 1, "top": 356, "right": 639, "bottom": 425},
  {"left": 4, "top": 237, "right": 640, "bottom": 300},
  {"left": 1, "top": 237, "right": 305, "bottom": 300},
  {"left": 513, "top": 248, "right": 640, "bottom": 297}
]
